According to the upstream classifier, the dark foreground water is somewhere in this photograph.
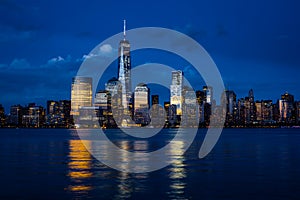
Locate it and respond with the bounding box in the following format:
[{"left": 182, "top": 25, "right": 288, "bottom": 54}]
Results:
[{"left": 0, "top": 128, "right": 300, "bottom": 200}]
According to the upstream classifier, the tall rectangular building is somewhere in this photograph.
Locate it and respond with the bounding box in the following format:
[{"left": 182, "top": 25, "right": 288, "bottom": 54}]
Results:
[
  {"left": 170, "top": 70, "right": 183, "bottom": 115},
  {"left": 134, "top": 83, "right": 150, "bottom": 125},
  {"left": 9, "top": 105, "right": 23, "bottom": 126},
  {"left": 118, "top": 20, "right": 132, "bottom": 110},
  {"left": 203, "top": 86, "right": 213, "bottom": 104},
  {"left": 279, "top": 92, "right": 294, "bottom": 123},
  {"left": 71, "top": 77, "right": 92, "bottom": 116}
]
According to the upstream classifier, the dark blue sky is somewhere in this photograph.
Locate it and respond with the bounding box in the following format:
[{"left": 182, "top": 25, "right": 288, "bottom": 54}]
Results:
[{"left": 0, "top": 0, "right": 299, "bottom": 112}]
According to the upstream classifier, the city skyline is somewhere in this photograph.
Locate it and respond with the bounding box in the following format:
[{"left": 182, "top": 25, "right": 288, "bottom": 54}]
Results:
[
  {"left": 0, "top": 0, "right": 299, "bottom": 112},
  {"left": 1, "top": 19, "right": 300, "bottom": 127}
]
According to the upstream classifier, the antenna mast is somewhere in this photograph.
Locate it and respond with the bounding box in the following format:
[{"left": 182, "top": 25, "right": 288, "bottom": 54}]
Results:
[{"left": 123, "top": 19, "right": 126, "bottom": 40}]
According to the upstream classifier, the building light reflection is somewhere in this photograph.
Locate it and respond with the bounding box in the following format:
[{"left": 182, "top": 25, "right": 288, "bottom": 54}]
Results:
[
  {"left": 67, "top": 140, "right": 92, "bottom": 193},
  {"left": 167, "top": 140, "right": 187, "bottom": 198}
]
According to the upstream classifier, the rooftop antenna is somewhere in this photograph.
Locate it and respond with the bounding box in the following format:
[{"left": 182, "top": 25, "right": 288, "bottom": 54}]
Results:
[{"left": 123, "top": 19, "right": 126, "bottom": 40}]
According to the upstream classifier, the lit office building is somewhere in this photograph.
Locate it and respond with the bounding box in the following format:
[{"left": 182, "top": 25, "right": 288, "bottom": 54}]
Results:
[
  {"left": 71, "top": 77, "right": 92, "bottom": 116},
  {"left": 182, "top": 88, "right": 198, "bottom": 127},
  {"left": 223, "top": 90, "right": 237, "bottom": 123},
  {"left": 170, "top": 70, "right": 183, "bottom": 115},
  {"left": 279, "top": 92, "right": 294, "bottom": 123},
  {"left": 105, "top": 77, "right": 121, "bottom": 97},
  {"left": 237, "top": 98, "right": 246, "bottom": 125},
  {"left": 248, "top": 89, "right": 256, "bottom": 123},
  {"left": 150, "top": 95, "right": 165, "bottom": 127},
  {"left": 164, "top": 101, "right": 170, "bottom": 126},
  {"left": 223, "top": 90, "right": 237, "bottom": 125},
  {"left": 203, "top": 86, "right": 213, "bottom": 104},
  {"left": 94, "top": 90, "right": 112, "bottom": 127},
  {"left": 47, "top": 100, "right": 59, "bottom": 115},
  {"left": 22, "top": 103, "right": 45, "bottom": 128},
  {"left": 168, "top": 104, "right": 177, "bottom": 126},
  {"left": 9, "top": 105, "right": 23, "bottom": 126},
  {"left": 244, "top": 89, "right": 256, "bottom": 124},
  {"left": 255, "top": 101, "right": 262, "bottom": 121},
  {"left": 46, "top": 100, "right": 72, "bottom": 128},
  {"left": 95, "top": 90, "right": 111, "bottom": 109},
  {"left": 134, "top": 83, "right": 150, "bottom": 125},
  {"left": 106, "top": 78, "right": 123, "bottom": 126},
  {"left": 261, "top": 100, "right": 273, "bottom": 123}
]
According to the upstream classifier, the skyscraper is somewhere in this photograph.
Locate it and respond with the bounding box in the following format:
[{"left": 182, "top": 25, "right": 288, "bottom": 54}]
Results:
[
  {"left": 223, "top": 90, "right": 237, "bottom": 123},
  {"left": 134, "top": 83, "right": 149, "bottom": 110},
  {"left": 170, "top": 70, "right": 183, "bottom": 115},
  {"left": 105, "top": 77, "right": 121, "bottom": 97},
  {"left": 182, "top": 87, "right": 198, "bottom": 127},
  {"left": 71, "top": 77, "right": 92, "bottom": 116},
  {"left": 248, "top": 89, "right": 256, "bottom": 123},
  {"left": 134, "top": 83, "right": 150, "bottom": 125},
  {"left": 203, "top": 86, "right": 213, "bottom": 104},
  {"left": 118, "top": 20, "right": 132, "bottom": 110},
  {"left": 255, "top": 101, "right": 262, "bottom": 121},
  {"left": 94, "top": 90, "right": 112, "bottom": 127},
  {"left": 261, "top": 100, "right": 273, "bottom": 122},
  {"left": 279, "top": 92, "right": 294, "bottom": 123},
  {"left": 9, "top": 105, "right": 23, "bottom": 126}
]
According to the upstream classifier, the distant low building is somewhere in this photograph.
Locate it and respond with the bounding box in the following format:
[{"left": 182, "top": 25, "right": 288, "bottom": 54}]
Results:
[
  {"left": 22, "top": 103, "right": 45, "bottom": 128},
  {"left": 0, "top": 104, "right": 6, "bottom": 127},
  {"left": 8, "top": 105, "right": 23, "bottom": 127},
  {"left": 46, "top": 100, "right": 72, "bottom": 128}
]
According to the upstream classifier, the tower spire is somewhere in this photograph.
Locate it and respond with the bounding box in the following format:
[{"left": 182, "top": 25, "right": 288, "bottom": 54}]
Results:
[{"left": 123, "top": 19, "right": 126, "bottom": 40}]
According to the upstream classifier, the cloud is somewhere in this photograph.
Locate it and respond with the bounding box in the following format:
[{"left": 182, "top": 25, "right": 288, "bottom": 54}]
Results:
[
  {"left": 47, "top": 56, "right": 65, "bottom": 63},
  {"left": 0, "top": 55, "right": 84, "bottom": 110},
  {"left": 78, "top": 44, "right": 116, "bottom": 61},
  {"left": 10, "top": 58, "right": 31, "bottom": 69},
  {"left": 99, "top": 44, "right": 113, "bottom": 53},
  {"left": 46, "top": 55, "right": 72, "bottom": 65},
  {"left": 80, "top": 53, "right": 97, "bottom": 60}
]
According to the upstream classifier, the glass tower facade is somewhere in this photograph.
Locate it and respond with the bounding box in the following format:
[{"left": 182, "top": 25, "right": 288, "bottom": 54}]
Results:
[
  {"left": 71, "top": 77, "right": 92, "bottom": 116},
  {"left": 170, "top": 70, "right": 183, "bottom": 115},
  {"left": 118, "top": 20, "right": 132, "bottom": 110},
  {"left": 134, "top": 83, "right": 150, "bottom": 125}
]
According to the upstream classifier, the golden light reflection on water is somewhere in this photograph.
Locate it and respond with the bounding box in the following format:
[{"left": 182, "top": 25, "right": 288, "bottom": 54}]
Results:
[
  {"left": 67, "top": 140, "right": 92, "bottom": 192},
  {"left": 168, "top": 140, "right": 187, "bottom": 198}
]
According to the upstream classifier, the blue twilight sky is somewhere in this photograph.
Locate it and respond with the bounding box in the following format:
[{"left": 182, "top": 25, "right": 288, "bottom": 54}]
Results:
[{"left": 0, "top": 0, "right": 299, "bottom": 112}]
